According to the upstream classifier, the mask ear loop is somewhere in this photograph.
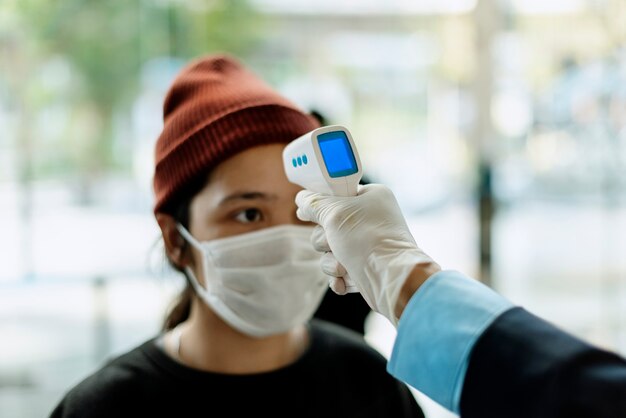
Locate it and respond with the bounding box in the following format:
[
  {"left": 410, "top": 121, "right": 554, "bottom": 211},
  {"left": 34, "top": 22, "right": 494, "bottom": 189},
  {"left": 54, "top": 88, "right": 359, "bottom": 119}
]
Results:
[{"left": 176, "top": 224, "right": 218, "bottom": 295}]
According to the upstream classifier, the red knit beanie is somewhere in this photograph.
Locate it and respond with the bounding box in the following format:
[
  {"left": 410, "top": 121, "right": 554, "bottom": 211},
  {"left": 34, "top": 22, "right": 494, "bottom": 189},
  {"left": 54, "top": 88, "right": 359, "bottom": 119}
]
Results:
[{"left": 153, "top": 54, "right": 320, "bottom": 214}]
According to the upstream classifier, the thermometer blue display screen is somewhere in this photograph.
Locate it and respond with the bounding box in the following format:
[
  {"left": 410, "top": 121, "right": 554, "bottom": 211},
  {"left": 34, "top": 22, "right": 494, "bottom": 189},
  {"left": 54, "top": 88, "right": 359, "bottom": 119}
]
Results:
[{"left": 317, "top": 131, "right": 358, "bottom": 178}]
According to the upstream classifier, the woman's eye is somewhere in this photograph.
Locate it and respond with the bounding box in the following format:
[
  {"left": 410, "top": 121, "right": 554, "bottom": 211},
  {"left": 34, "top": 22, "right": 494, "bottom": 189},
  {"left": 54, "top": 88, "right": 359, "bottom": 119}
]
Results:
[{"left": 234, "top": 208, "right": 263, "bottom": 223}]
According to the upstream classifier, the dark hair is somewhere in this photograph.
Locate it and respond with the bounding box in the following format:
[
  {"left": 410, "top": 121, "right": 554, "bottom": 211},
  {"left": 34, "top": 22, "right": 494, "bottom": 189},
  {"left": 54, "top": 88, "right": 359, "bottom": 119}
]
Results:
[{"left": 161, "top": 176, "right": 208, "bottom": 331}]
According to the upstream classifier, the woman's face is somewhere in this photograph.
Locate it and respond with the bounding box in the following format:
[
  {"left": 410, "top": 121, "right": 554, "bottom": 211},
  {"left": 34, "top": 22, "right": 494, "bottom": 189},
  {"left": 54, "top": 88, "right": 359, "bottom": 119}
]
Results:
[{"left": 187, "top": 143, "right": 312, "bottom": 248}]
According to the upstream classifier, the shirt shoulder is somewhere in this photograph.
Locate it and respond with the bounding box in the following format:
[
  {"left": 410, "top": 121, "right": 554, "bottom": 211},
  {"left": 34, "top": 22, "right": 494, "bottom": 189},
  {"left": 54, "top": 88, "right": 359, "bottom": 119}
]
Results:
[
  {"left": 308, "top": 319, "right": 425, "bottom": 417},
  {"left": 49, "top": 338, "right": 161, "bottom": 418}
]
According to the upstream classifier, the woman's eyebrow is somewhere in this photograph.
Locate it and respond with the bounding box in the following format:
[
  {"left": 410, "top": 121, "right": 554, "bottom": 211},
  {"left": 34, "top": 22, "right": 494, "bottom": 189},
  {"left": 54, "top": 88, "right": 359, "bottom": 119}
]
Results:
[{"left": 218, "top": 191, "right": 278, "bottom": 206}]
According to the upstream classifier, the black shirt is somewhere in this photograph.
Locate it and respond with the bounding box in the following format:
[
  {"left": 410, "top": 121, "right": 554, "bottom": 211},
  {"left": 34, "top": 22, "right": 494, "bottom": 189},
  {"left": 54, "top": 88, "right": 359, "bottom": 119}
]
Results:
[{"left": 50, "top": 319, "right": 424, "bottom": 418}]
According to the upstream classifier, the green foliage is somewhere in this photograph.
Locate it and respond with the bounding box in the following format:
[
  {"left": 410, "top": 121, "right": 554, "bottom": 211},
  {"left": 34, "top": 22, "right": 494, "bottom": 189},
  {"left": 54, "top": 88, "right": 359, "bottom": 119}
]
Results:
[{"left": 9, "top": 0, "right": 264, "bottom": 182}]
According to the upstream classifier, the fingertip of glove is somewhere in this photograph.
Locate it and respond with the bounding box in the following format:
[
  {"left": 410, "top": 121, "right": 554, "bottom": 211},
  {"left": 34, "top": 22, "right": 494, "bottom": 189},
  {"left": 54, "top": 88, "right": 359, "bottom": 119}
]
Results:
[
  {"left": 329, "top": 277, "right": 348, "bottom": 295},
  {"left": 296, "top": 207, "right": 309, "bottom": 222},
  {"left": 295, "top": 189, "right": 315, "bottom": 206}
]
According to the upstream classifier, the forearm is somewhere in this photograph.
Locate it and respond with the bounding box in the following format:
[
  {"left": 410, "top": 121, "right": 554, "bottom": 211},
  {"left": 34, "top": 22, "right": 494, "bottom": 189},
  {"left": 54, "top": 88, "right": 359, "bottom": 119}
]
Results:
[
  {"left": 388, "top": 270, "right": 514, "bottom": 413},
  {"left": 461, "top": 307, "right": 626, "bottom": 418},
  {"left": 394, "top": 262, "right": 441, "bottom": 320}
]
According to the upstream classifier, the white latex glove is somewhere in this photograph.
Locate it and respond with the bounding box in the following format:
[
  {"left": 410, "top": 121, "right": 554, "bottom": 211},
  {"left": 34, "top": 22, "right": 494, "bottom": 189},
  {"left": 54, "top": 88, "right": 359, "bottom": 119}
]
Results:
[{"left": 296, "top": 184, "right": 438, "bottom": 325}]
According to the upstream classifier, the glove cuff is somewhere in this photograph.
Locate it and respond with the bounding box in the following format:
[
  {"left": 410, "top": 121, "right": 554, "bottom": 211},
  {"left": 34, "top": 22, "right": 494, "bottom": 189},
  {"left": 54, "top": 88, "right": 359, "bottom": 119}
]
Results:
[{"left": 367, "top": 247, "right": 435, "bottom": 325}]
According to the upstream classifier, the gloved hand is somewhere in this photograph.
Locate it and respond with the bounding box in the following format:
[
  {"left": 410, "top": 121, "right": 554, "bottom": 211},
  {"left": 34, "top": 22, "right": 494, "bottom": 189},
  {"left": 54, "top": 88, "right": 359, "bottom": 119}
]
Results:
[{"left": 296, "top": 183, "right": 440, "bottom": 325}]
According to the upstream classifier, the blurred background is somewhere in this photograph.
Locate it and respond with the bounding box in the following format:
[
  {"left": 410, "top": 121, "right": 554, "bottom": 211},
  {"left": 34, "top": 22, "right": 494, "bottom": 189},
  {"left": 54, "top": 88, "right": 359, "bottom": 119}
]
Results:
[{"left": 1, "top": 0, "right": 626, "bottom": 417}]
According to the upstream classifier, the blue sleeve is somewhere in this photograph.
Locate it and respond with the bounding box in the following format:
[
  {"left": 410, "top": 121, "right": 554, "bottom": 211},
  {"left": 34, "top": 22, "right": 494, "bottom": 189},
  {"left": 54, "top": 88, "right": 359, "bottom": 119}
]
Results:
[{"left": 387, "top": 270, "right": 514, "bottom": 414}]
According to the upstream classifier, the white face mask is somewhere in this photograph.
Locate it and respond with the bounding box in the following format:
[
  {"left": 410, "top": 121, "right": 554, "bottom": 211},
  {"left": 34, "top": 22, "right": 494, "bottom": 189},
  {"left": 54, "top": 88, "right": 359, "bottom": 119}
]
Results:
[{"left": 176, "top": 224, "right": 328, "bottom": 338}]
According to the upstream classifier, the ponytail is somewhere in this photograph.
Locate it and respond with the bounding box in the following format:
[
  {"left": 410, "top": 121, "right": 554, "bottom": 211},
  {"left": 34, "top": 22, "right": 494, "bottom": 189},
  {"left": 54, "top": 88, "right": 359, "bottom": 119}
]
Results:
[
  {"left": 163, "top": 284, "right": 193, "bottom": 330},
  {"left": 159, "top": 174, "right": 207, "bottom": 331}
]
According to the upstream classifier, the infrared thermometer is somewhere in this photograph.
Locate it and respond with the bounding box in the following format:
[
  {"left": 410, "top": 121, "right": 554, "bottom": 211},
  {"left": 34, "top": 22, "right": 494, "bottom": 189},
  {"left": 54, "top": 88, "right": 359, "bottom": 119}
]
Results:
[{"left": 283, "top": 125, "right": 363, "bottom": 293}]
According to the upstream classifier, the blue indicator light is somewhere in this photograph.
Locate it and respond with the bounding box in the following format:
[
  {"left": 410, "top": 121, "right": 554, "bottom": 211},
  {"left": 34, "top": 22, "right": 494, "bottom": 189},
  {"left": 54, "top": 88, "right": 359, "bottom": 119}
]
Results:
[
  {"left": 297, "top": 156, "right": 302, "bottom": 166},
  {"left": 302, "top": 154, "right": 308, "bottom": 165},
  {"left": 292, "top": 158, "right": 297, "bottom": 167},
  {"left": 317, "top": 131, "right": 358, "bottom": 178}
]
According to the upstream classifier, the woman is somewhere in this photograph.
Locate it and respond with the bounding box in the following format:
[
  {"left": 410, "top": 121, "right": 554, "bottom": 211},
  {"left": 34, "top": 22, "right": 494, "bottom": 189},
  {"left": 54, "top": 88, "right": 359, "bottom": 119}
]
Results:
[{"left": 50, "top": 54, "right": 424, "bottom": 417}]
